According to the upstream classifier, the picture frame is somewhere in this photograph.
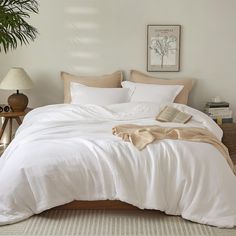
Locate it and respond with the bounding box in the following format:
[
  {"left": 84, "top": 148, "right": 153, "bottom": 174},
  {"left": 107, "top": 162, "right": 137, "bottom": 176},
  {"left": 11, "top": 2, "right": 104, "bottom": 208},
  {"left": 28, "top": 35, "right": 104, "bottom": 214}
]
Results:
[{"left": 147, "top": 25, "right": 181, "bottom": 72}]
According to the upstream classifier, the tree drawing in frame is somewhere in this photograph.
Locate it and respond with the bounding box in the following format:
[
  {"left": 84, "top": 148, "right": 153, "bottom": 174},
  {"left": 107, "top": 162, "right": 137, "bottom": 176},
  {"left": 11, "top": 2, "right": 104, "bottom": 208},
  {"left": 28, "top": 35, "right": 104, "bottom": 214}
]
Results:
[
  {"left": 150, "top": 35, "right": 177, "bottom": 68},
  {"left": 147, "top": 25, "right": 181, "bottom": 72}
]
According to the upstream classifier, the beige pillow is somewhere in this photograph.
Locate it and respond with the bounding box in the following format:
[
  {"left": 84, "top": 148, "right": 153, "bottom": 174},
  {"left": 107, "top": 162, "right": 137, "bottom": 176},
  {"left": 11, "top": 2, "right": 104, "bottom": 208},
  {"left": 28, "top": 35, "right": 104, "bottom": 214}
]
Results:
[
  {"left": 130, "top": 70, "right": 194, "bottom": 105},
  {"left": 61, "top": 71, "right": 123, "bottom": 103}
]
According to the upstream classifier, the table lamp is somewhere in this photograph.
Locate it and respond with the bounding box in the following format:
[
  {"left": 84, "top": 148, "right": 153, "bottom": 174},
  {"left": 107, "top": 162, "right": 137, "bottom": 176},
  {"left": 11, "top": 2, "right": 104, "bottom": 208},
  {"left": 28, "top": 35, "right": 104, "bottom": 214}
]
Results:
[{"left": 0, "top": 67, "right": 33, "bottom": 112}]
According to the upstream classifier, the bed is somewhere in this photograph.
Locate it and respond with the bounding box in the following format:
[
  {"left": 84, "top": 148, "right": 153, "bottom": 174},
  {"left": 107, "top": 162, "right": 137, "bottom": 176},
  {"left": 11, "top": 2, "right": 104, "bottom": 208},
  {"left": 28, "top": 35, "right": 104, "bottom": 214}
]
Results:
[{"left": 0, "top": 71, "right": 236, "bottom": 228}]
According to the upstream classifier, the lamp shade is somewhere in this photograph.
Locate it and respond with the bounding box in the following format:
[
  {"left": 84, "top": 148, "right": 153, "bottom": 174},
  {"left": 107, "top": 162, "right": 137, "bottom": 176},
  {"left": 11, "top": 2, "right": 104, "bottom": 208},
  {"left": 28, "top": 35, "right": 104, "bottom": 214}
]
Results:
[{"left": 0, "top": 67, "right": 33, "bottom": 90}]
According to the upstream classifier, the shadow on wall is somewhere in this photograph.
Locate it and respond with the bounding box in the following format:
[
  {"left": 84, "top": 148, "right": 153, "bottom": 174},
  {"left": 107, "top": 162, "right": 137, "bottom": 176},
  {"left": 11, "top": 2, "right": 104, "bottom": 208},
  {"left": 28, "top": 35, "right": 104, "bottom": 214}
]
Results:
[{"left": 64, "top": 2, "right": 103, "bottom": 75}]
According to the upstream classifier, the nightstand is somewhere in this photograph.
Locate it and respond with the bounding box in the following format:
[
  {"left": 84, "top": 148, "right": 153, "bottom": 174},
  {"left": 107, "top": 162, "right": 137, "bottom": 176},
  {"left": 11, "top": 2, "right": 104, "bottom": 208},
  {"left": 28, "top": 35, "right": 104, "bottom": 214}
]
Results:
[
  {"left": 219, "top": 123, "right": 236, "bottom": 159},
  {"left": 0, "top": 108, "right": 32, "bottom": 144}
]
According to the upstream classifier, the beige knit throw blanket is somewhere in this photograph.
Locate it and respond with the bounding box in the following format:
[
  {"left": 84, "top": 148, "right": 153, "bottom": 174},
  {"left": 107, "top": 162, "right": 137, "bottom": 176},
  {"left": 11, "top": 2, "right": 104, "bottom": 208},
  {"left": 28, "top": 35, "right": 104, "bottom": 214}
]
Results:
[{"left": 112, "top": 124, "right": 236, "bottom": 175}]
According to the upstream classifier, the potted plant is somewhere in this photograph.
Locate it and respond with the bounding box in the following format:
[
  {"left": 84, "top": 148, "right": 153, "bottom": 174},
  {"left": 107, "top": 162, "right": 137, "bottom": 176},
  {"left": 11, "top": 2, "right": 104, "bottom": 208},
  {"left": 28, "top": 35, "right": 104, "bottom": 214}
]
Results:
[{"left": 0, "top": 0, "right": 39, "bottom": 53}]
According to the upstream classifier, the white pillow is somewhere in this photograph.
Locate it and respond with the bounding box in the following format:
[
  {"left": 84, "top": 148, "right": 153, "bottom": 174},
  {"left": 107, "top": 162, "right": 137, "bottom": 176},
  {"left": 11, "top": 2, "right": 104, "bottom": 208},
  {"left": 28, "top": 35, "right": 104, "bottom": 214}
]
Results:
[
  {"left": 121, "top": 81, "right": 183, "bottom": 104},
  {"left": 70, "top": 82, "right": 130, "bottom": 105}
]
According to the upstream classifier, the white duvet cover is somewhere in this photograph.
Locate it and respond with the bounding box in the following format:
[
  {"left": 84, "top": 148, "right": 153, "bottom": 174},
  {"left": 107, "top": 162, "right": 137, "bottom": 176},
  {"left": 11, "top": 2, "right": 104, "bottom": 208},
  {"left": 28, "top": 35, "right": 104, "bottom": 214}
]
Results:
[{"left": 0, "top": 102, "right": 236, "bottom": 227}]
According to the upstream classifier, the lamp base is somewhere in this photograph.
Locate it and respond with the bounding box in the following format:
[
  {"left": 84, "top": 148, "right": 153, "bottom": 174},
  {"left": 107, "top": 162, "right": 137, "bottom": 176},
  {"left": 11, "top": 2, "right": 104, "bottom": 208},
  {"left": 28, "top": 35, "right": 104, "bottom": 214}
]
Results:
[{"left": 8, "top": 93, "right": 28, "bottom": 112}]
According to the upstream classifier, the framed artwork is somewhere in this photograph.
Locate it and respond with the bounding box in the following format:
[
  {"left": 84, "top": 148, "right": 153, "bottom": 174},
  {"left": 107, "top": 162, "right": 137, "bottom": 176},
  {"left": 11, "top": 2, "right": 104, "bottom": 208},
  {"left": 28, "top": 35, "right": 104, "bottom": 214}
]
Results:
[{"left": 147, "top": 25, "right": 181, "bottom": 72}]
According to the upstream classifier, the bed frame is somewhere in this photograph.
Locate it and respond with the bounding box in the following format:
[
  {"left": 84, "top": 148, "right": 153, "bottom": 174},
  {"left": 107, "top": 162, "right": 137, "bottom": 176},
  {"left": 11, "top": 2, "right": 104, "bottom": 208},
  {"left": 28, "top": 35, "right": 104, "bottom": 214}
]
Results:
[{"left": 57, "top": 200, "right": 139, "bottom": 210}]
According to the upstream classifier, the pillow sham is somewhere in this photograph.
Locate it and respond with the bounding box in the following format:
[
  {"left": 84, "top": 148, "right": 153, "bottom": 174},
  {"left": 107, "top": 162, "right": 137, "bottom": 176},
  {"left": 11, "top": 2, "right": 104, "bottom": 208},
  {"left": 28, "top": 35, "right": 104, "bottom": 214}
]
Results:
[
  {"left": 130, "top": 70, "right": 194, "bottom": 104},
  {"left": 61, "top": 71, "right": 123, "bottom": 103},
  {"left": 121, "top": 81, "right": 183, "bottom": 104},
  {"left": 70, "top": 83, "right": 130, "bottom": 106}
]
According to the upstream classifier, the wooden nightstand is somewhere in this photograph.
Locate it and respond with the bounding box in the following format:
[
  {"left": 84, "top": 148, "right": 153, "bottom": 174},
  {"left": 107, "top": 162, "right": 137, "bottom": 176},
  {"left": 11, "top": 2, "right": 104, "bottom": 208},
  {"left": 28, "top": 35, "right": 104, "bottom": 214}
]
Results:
[
  {"left": 0, "top": 108, "right": 32, "bottom": 144},
  {"left": 219, "top": 123, "right": 236, "bottom": 156}
]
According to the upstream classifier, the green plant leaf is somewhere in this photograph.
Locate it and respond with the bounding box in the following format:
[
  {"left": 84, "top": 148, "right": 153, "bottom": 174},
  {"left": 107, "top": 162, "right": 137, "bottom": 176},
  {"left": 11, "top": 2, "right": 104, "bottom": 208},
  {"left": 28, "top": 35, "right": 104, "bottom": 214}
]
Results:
[{"left": 0, "top": 0, "right": 39, "bottom": 53}]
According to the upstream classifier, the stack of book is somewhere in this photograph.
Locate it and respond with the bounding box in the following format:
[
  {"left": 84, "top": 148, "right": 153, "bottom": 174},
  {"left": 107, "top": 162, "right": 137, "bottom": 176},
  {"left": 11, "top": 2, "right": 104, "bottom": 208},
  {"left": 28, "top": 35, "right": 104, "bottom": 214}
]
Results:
[{"left": 204, "top": 101, "right": 233, "bottom": 123}]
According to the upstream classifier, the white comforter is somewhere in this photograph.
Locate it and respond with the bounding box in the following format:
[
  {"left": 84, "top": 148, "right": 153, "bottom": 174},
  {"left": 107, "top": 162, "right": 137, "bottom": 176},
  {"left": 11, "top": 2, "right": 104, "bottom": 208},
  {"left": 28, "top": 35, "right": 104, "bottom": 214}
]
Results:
[{"left": 0, "top": 102, "right": 236, "bottom": 227}]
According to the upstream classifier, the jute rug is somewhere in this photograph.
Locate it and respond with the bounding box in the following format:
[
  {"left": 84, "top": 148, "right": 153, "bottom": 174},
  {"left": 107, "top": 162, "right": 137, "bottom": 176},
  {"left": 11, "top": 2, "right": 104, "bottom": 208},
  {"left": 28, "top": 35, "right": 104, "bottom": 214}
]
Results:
[{"left": 0, "top": 210, "right": 235, "bottom": 236}]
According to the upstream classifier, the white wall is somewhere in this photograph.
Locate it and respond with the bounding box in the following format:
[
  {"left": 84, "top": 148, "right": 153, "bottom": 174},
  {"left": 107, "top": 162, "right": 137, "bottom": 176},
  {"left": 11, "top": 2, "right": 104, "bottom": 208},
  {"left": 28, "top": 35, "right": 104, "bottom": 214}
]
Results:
[{"left": 1, "top": 0, "right": 236, "bottom": 119}]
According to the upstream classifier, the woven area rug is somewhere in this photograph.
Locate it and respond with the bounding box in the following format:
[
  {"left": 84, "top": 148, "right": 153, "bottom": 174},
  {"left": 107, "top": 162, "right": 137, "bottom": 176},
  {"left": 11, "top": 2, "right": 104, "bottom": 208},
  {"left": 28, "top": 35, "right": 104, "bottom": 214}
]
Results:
[{"left": 0, "top": 210, "right": 235, "bottom": 236}]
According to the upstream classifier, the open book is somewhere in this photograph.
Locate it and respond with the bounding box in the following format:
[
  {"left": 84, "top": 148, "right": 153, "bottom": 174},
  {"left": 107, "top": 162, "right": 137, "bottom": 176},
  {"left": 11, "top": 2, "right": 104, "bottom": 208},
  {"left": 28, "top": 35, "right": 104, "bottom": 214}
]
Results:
[{"left": 156, "top": 106, "right": 192, "bottom": 124}]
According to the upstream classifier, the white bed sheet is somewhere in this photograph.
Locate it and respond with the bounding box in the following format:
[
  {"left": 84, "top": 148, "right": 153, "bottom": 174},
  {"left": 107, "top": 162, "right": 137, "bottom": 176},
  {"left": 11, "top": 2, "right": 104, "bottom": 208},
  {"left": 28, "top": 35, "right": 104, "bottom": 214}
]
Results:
[{"left": 0, "top": 102, "right": 235, "bottom": 227}]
